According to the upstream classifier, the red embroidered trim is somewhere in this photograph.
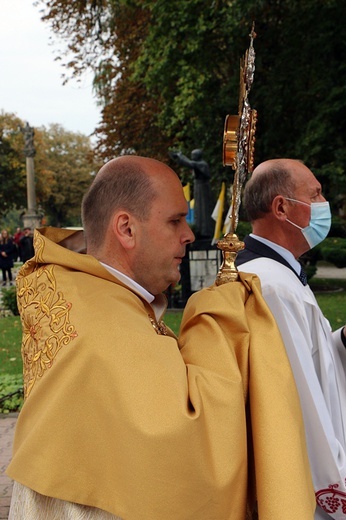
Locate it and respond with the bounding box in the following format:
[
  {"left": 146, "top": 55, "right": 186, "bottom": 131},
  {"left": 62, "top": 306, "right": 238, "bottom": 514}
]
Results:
[{"left": 316, "top": 484, "right": 346, "bottom": 514}]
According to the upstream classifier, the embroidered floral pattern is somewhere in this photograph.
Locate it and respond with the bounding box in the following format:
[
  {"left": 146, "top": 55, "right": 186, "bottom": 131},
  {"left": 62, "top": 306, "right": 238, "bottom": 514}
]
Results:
[
  {"left": 316, "top": 483, "right": 346, "bottom": 514},
  {"left": 17, "top": 262, "right": 78, "bottom": 399},
  {"left": 148, "top": 315, "right": 168, "bottom": 335}
]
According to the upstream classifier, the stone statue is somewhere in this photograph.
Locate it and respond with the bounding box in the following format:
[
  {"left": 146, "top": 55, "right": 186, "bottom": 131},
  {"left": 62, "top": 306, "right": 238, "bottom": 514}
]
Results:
[
  {"left": 21, "top": 122, "right": 36, "bottom": 158},
  {"left": 170, "top": 149, "right": 214, "bottom": 238}
]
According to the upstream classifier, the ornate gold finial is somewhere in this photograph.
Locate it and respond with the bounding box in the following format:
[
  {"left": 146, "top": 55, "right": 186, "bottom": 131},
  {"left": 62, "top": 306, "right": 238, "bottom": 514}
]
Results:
[{"left": 217, "top": 23, "right": 257, "bottom": 286}]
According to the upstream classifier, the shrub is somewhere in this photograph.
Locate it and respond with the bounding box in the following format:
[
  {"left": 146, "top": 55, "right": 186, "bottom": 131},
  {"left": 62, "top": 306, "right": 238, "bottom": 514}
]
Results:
[
  {"left": 0, "top": 374, "right": 23, "bottom": 413},
  {"left": 236, "top": 220, "right": 252, "bottom": 239},
  {"left": 329, "top": 216, "right": 346, "bottom": 238},
  {"left": 320, "top": 237, "right": 346, "bottom": 268},
  {"left": 1, "top": 285, "right": 19, "bottom": 315}
]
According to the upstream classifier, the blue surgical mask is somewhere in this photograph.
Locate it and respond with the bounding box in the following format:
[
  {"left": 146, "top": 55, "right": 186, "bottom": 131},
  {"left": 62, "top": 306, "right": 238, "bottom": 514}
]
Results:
[{"left": 285, "top": 198, "right": 331, "bottom": 249}]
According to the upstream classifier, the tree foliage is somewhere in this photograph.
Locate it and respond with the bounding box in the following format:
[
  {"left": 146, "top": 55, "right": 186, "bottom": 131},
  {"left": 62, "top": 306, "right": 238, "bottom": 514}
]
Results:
[
  {"left": 34, "top": 124, "right": 98, "bottom": 226},
  {"left": 0, "top": 112, "right": 97, "bottom": 229},
  {"left": 35, "top": 0, "right": 346, "bottom": 208},
  {"left": 92, "top": 3, "right": 174, "bottom": 161},
  {"left": 0, "top": 112, "right": 27, "bottom": 217},
  {"left": 250, "top": 0, "right": 346, "bottom": 203}
]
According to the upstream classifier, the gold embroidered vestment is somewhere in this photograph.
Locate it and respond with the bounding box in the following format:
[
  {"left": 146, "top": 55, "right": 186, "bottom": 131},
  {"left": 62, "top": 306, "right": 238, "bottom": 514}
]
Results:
[{"left": 7, "top": 227, "right": 315, "bottom": 519}]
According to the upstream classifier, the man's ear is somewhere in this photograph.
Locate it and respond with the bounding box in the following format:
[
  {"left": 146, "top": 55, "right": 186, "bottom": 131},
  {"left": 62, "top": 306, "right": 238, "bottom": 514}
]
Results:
[
  {"left": 111, "top": 211, "right": 136, "bottom": 249},
  {"left": 272, "top": 195, "right": 289, "bottom": 221}
]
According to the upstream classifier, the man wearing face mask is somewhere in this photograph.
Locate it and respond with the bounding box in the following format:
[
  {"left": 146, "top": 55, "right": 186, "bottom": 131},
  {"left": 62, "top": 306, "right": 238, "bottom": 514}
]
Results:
[{"left": 236, "top": 158, "right": 346, "bottom": 520}]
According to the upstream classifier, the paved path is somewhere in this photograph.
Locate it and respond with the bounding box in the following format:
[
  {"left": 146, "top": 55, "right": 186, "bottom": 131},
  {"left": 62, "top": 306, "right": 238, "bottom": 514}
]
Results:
[
  {"left": 0, "top": 415, "right": 17, "bottom": 519},
  {"left": 315, "top": 265, "right": 346, "bottom": 279}
]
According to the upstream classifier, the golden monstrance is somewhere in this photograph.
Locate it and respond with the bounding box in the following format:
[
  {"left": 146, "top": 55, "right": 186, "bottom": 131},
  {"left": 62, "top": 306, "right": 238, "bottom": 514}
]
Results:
[{"left": 216, "top": 23, "right": 257, "bottom": 285}]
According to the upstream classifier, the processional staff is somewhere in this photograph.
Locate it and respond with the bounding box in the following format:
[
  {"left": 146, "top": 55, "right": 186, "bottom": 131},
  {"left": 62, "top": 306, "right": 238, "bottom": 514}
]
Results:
[{"left": 216, "top": 23, "right": 257, "bottom": 285}]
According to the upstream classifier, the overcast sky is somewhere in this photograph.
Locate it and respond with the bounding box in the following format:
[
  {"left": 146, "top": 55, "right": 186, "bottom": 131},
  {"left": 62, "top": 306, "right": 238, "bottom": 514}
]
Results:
[{"left": 0, "top": 0, "right": 101, "bottom": 136}]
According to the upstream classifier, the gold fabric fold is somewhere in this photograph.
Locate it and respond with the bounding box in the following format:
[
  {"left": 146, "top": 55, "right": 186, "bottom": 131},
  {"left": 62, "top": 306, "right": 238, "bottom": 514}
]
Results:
[
  {"left": 179, "top": 273, "right": 315, "bottom": 519},
  {"left": 7, "top": 228, "right": 315, "bottom": 519}
]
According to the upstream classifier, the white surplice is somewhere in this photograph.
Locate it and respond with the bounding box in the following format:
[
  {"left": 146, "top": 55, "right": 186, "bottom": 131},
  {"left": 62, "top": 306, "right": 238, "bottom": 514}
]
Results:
[{"left": 238, "top": 255, "right": 346, "bottom": 519}]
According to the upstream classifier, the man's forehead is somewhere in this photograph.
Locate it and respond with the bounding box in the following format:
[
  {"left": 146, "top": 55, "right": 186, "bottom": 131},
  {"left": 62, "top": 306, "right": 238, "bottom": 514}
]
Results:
[
  {"left": 293, "top": 163, "right": 318, "bottom": 184},
  {"left": 152, "top": 188, "right": 188, "bottom": 214}
]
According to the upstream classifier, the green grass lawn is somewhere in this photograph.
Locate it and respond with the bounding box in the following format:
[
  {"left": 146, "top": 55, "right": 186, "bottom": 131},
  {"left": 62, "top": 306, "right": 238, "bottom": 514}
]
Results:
[
  {"left": 0, "top": 316, "right": 23, "bottom": 375},
  {"left": 310, "top": 277, "right": 346, "bottom": 330},
  {"left": 1, "top": 277, "right": 345, "bottom": 411},
  {"left": 1, "top": 277, "right": 345, "bottom": 375}
]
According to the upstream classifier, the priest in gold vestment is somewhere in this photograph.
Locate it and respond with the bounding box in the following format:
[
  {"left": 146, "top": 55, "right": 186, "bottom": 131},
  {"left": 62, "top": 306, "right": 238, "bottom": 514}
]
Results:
[{"left": 7, "top": 156, "right": 315, "bottom": 519}]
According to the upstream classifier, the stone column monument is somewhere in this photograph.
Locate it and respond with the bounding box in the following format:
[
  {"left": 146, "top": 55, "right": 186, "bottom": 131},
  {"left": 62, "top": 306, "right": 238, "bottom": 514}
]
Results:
[{"left": 20, "top": 122, "right": 42, "bottom": 230}]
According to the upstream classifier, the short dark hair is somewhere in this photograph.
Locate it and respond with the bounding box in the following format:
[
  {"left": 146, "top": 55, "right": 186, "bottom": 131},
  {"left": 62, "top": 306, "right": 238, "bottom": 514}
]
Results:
[{"left": 81, "top": 159, "right": 157, "bottom": 250}]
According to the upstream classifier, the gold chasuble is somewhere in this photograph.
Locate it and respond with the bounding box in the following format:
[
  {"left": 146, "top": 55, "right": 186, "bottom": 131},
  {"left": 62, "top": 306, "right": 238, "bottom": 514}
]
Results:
[{"left": 7, "top": 227, "right": 315, "bottom": 519}]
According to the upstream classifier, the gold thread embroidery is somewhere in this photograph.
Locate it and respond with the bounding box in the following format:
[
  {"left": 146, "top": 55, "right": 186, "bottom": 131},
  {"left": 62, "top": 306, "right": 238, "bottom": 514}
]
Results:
[
  {"left": 148, "top": 315, "right": 168, "bottom": 336},
  {"left": 17, "top": 264, "right": 78, "bottom": 398}
]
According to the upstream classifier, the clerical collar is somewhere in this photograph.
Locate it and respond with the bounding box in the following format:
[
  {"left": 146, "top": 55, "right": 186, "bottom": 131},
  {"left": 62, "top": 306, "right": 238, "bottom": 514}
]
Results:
[
  {"left": 100, "top": 262, "right": 166, "bottom": 321},
  {"left": 250, "top": 234, "right": 302, "bottom": 275}
]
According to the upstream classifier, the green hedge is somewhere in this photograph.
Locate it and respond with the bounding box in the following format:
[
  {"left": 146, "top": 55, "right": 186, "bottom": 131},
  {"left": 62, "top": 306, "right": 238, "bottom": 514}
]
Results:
[
  {"left": 329, "top": 216, "right": 346, "bottom": 238},
  {"left": 0, "top": 374, "right": 23, "bottom": 413},
  {"left": 319, "top": 237, "right": 346, "bottom": 268},
  {"left": 1, "top": 285, "right": 19, "bottom": 315}
]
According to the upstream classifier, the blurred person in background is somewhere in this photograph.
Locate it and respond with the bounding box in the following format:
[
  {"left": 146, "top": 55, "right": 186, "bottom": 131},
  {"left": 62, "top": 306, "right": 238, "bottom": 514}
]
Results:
[
  {"left": 19, "top": 228, "right": 35, "bottom": 263},
  {"left": 0, "top": 229, "right": 14, "bottom": 286}
]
